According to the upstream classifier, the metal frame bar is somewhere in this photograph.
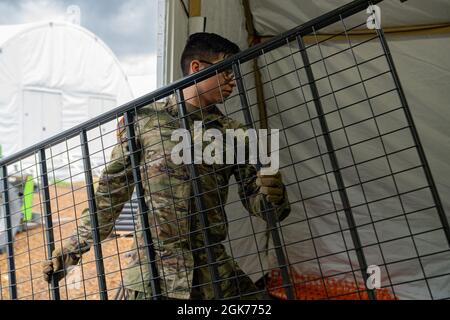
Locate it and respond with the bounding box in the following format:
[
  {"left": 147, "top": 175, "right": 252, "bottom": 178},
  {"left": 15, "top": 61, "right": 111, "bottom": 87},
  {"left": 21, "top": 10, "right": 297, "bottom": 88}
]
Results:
[
  {"left": 38, "top": 149, "right": 61, "bottom": 300},
  {"left": 296, "top": 35, "right": 375, "bottom": 300},
  {"left": 80, "top": 130, "right": 108, "bottom": 300},
  {"left": 175, "top": 89, "right": 223, "bottom": 299},
  {"left": 123, "top": 111, "right": 162, "bottom": 300},
  {"left": 376, "top": 29, "right": 450, "bottom": 248},
  {"left": 0, "top": 165, "right": 17, "bottom": 299}
]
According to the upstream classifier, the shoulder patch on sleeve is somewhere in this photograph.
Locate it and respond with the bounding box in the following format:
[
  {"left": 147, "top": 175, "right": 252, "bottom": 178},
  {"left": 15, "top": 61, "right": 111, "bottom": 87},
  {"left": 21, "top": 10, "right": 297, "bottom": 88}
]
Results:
[{"left": 116, "top": 116, "right": 127, "bottom": 143}]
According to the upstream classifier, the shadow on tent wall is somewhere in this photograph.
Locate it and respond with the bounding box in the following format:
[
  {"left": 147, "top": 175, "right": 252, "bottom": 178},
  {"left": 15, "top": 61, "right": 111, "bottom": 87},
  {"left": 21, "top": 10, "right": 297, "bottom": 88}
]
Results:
[{"left": 0, "top": 0, "right": 449, "bottom": 300}]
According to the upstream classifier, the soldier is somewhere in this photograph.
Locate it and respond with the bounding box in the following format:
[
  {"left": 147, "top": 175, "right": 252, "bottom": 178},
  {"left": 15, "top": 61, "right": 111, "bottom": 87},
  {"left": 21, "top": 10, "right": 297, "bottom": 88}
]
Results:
[{"left": 42, "top": 32, "right": 290, "bottom": 300}]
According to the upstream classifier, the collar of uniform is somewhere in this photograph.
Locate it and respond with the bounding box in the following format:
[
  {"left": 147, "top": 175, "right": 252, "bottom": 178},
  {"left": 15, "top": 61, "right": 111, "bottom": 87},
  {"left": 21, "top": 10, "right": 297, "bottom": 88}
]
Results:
[{"left": 165, "top": 94, "right": 224, "bottom": 124}]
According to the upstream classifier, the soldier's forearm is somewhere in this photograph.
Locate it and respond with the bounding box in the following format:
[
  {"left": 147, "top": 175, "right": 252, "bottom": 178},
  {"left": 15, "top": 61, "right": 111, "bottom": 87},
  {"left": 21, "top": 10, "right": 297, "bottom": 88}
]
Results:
[{"left": 63, "top": 203, "right": 123, "bottom": 256}]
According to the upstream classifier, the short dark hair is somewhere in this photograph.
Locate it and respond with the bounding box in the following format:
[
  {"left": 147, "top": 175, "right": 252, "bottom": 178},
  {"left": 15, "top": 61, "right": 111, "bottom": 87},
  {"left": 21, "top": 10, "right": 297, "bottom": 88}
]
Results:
[{"left": 180, "top": 32, "right": 240, "bottom": 77}]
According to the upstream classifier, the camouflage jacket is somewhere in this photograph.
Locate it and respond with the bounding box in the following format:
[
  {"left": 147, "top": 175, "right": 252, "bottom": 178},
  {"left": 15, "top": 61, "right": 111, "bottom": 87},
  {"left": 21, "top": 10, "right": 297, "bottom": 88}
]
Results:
[{"left": 64, "top": 95, "right": 290, "bottom": 299}]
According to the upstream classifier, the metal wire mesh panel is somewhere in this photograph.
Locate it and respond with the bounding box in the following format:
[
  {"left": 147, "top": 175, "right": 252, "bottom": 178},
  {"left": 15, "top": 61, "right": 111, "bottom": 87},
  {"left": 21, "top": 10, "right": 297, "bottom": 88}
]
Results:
[{"left": 0, "top": 0, "right": 449, "bottom": 300}]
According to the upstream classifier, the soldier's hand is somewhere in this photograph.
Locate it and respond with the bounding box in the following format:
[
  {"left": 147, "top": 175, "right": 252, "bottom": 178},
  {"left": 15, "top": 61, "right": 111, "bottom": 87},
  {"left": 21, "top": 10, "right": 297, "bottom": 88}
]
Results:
[
  {"left": 42, "top": 246, "right": 80, "bottom": 283},
  {"left": 256, "top": 171, "right": 285, "bottom": 205}
]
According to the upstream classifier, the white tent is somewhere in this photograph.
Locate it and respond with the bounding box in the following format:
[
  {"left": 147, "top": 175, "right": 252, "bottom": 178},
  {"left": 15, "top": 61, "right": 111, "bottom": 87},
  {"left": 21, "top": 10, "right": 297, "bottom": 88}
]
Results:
[
  {"left": 0, "top": 21, "right": 133, "bottom": 173},
  {"left": 165, "top": 0, "right": 450, "bottom": 299}
]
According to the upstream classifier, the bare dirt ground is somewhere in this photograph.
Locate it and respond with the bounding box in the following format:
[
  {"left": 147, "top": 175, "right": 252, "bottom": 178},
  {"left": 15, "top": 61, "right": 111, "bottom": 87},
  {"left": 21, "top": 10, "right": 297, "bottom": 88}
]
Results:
[{"left": 0, "top": 183, "right": 134, "bottom": 300}]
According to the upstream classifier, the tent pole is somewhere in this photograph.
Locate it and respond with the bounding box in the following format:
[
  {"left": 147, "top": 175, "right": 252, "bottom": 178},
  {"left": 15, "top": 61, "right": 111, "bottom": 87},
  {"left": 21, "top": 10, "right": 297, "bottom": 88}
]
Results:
[
  {"left": 38, "top": 149, "right": 61, "bottom": 300},
  {"left": 233, "top": 62, "right": 296, "bottom": 300},
  {"left": 242, "top": 0, "right": 269, "bottom": 130}
]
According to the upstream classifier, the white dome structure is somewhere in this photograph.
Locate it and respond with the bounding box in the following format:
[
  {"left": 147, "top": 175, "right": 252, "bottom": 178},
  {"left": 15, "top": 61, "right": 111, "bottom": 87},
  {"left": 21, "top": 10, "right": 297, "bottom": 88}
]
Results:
[{"left": 0, "top": 21, "right": 133, "bottom": 158}]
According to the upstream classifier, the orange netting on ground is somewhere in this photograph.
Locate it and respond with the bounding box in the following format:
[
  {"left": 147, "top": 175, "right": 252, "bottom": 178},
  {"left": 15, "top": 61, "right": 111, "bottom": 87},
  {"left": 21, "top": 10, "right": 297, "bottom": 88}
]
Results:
[{"left": 267, "top": 269, "right": 397, "bottom": 300}]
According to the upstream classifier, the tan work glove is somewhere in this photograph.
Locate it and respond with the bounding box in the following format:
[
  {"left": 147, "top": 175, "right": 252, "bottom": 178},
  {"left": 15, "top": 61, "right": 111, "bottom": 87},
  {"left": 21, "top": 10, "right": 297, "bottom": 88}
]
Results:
[
  {"left": 256, "top": 171, "right": 286, "bottom": 205},
  {"left": 42, "top": 246, "right": 80, "bottom": 283}
]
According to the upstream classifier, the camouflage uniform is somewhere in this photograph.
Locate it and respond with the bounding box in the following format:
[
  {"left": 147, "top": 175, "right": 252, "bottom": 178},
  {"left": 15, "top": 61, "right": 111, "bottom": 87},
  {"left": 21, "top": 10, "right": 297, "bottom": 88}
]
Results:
[{"left": 63, "top": 95, "right": 290, "bottom": 299}]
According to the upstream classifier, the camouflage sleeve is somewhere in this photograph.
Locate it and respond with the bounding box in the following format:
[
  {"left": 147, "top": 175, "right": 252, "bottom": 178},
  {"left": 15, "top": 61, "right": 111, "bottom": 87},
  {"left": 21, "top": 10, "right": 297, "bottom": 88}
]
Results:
[
  {"left": 63, "top": 118, "right": 135, "bottom": 255},
  {"left": 233, "top": 164, "right": 290, "bottom": 222},
  {"left": 140, "top": 113, "right": 191, "bottom": 251},
  {"left": 120, "top": 112, "right": 194, "bottom": 296}
]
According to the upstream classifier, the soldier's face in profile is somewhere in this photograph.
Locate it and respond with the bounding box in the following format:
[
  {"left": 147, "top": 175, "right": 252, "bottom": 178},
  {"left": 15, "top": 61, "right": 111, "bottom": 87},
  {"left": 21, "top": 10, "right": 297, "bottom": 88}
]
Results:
[{"left": 191, "top": 53, "right": 236, "bottom": 107}]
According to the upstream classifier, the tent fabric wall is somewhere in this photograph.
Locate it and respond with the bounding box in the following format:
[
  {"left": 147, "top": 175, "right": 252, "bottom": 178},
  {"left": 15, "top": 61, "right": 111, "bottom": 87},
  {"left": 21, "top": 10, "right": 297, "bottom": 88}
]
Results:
[
  {"left": 0, "top": 21, "right": 133, "bottom": 169},
  {"left": 249, "top": 0, "right": 450, "bottom": 35},
  {"left": 238, "top": 3, "right": 450, "bottom": 298},
  {"left": 256, "top": 36, "right": 450, "bottom": 299},
  {"left": 167, "top": 0, "right": 450, "bottom": 299},
  {"left": 163, "top": 0, "right": 450, "bottom": 299}
]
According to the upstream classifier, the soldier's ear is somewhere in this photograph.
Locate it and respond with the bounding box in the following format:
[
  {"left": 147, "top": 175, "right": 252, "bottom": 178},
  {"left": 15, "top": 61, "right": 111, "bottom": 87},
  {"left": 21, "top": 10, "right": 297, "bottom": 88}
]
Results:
[{"left": 189, "top": 60, "right": 201, "bottom": 75}]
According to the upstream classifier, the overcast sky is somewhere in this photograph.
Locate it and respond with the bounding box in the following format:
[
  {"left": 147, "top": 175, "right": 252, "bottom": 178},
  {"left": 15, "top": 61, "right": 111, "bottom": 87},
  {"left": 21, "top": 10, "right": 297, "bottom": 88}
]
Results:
[{"left": 0, "top": 0, "right": 159, "bottom": 92}]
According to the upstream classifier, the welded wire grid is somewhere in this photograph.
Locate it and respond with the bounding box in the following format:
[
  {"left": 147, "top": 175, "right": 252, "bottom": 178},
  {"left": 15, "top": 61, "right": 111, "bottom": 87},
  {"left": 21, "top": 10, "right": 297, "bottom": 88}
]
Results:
[{"left": 1, "top": 0, "right": 449, "bottom": 300}]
